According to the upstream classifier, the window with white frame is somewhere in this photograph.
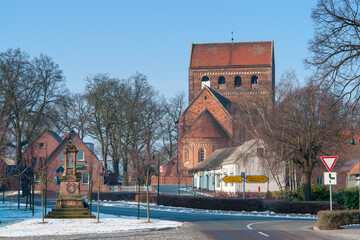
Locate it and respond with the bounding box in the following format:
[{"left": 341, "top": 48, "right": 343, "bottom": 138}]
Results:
[
  {"left": 77, "top": 151, "right": 84, "bottom": 161},
  {"left": 82, "top": 173, "right": 89, "bottom": 185}
]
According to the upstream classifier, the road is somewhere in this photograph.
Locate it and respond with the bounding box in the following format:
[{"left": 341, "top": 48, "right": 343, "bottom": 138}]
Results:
[
  {"left": 8, "top": 195, "right": 348, "bottom": 240},
  {"left": 91, "top": 203, "right": 344, "bottom": 240}
]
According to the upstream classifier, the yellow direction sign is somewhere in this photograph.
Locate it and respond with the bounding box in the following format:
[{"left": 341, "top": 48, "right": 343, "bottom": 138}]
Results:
[
  {"left": 246, "top": 175, "right": 269, "bottom": 183},
  {"left": 221, "top": 176, "right": 243, "bottom": 183}
]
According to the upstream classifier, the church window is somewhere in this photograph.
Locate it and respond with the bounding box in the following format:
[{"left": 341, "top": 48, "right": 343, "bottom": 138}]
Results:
[
  {"left": 201, "top": 76, "right": 211, "bottom": 88},
  {"left": 251, "top": 75, "right": 259, "bottom": 84},
  {"left": 199, "top": 148, "right": 205, "bottom": 162},
  {"left": 234, "top": 76, "right": 242, "bottom": 87},
  {"left": 184, "top": 149, "right": 189, "bottom": 163},
  {"left": 201, "top": 76, "right": 209, "bottom": 82},
  {"left": 218, "top": 76, "right": 225, "bottom": 84}
]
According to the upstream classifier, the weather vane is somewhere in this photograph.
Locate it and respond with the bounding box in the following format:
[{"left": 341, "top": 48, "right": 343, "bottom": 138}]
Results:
[{"left": 231, "top": 31, "right": 234, "bottom": 43}]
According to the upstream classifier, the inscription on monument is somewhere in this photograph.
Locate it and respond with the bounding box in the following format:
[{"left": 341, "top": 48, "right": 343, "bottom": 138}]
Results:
[{"left": 67, "top": 156, "right": 74, "bottom": 169}]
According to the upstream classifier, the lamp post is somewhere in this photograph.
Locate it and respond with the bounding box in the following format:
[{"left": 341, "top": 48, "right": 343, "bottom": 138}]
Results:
[{"left": 157, "top": 154, "right": 160, "bottom": 206}]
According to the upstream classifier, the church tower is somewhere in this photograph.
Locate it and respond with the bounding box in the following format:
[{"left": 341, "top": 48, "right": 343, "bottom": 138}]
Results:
[{"left": 188, "top": 41, "right": 275, "bottom": 104}]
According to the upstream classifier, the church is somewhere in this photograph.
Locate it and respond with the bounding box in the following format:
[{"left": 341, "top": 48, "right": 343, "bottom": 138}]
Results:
[{"left": 159, "top": 41, "right": 275, "bottom": 184}]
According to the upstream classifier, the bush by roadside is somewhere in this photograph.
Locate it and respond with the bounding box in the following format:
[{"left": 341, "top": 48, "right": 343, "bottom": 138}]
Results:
[
  {"left": 264, "top": 200, "right": 339, "bottom": 214},
  {"left": 333, "top": 187, "right": 359, "bottom": 210},
  {"left": 317, "top": 210, "right": 360, "bottom": 229},
  {"left": 90, "top": 192, "right": 137, "bottom": 201},
  {"left": 157, "top": 194, "right": 264, "bottom": 211}
]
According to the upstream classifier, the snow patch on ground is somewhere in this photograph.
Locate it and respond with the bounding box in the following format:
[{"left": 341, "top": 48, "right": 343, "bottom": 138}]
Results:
[{"left": 0, "top": 202, "right": 182, "bottom": 237}]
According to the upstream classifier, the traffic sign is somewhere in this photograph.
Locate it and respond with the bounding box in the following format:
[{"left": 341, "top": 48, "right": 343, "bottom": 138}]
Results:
[
  {"left": 324, "top": 172, "right": 337, "bottom": 185},
  {"left": 320, "top": 156, "right": 338, "bottom": 172},
  {"left": 221, "top": 176, "right": 243, "bottom": 183},
  {"left": 246, "top": 175, "right": 269, "bottom": 183}
]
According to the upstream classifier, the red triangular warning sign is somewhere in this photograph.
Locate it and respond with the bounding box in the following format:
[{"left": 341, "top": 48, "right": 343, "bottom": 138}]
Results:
[{"left": 320, "top": 156, "right": 338, "bottom": 172}]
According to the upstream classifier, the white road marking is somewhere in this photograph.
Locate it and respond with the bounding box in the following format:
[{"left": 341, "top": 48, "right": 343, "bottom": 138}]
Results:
[{"left": 258, "top": 231, "right": 270, "bottom": 237}]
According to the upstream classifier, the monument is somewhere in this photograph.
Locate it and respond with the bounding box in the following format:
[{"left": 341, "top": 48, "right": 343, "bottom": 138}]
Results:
[{"left": 46, "top": 142, "right": 95, "bottom": 218}]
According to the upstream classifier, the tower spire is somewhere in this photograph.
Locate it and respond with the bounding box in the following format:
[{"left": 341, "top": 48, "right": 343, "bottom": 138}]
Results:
[{"left": 231, "top": 31, "right": 234, "bottom": 43}]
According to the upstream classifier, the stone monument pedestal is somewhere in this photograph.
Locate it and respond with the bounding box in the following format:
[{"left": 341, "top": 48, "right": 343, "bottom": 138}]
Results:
[{"left": 45, "top": 142, "right": 95, "bottom": 219}]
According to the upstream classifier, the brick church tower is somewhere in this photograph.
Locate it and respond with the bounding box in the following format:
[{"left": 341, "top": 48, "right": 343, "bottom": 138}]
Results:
[
  {"left": 178, "top": 41, "right": 275, "bottom": 173},
  {"left": 158, "top": 41, "right": 275, "bottom": 184}
]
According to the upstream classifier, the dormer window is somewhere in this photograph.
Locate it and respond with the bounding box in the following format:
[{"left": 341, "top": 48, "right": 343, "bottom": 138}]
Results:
[{"left": 39, "top": 143, "right": 44, "bottom": 148}]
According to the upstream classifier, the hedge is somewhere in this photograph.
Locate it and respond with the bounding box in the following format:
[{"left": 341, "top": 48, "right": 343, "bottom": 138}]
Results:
[
  {"left": 317, "top": 210, "right": 360, "bottom": 229},
  {"left": 263, "top": 200, "right": 339, "bottom": 214},
  {"left": 156, "top": 194, "right": 264, "bottom": 211},
  {"left": 90, "top": 192, "right": 137, "bottom": 201}
]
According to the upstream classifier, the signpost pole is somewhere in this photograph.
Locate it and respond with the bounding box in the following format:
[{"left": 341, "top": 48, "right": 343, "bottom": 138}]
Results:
[
  {"left": 329, "top": 185, "right": 332, "bottom": 211},
  {"left": 241, "top": 172, "right": 245, "bottom": 198}
]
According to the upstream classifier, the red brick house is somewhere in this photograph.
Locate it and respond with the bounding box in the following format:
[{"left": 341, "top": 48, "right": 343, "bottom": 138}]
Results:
[
  {"left": 22, "top": 129, "right": 114, "bottom": 195},
  {"left": 157, "top": 41, "right": 275, "bottom": 184}
]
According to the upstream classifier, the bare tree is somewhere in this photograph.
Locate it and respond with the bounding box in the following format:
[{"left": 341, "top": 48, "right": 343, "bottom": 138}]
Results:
[
  {"left": 0, "top": 48, "right": 66, "bottom": 198},
  {"left": 232, "top": 97, "right": 286, "bottom": 194},
  {"left": 85, "top": 74, "right": 118, "bottom": 169},
  {"left": 160, "top": 92, "right": 186, "bottom": 162},
  {"left": 268, "top": 82, "right": 346, "bottom": 200},
  {"left": 53, "top": 93, "right": 91, "bottom": 140},
  {"left": 307, "top": 0, "right": 360, "bottom": 106}
]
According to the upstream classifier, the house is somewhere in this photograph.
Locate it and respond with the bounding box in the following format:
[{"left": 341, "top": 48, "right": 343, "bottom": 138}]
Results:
[
  {"left": 191, "top": 139, "right": 285, "bottom": 194},
  {"left": 22, "top": 129, "right": 119, "bottom": 195},
  {"left": 347, "top": 161, "right": 360, "bottom": 188}
]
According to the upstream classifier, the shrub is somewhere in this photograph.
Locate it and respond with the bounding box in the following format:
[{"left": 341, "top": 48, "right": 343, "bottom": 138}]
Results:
[
  {"left": 263, "top": 200, "right": 339, "bottom": 214},
  {"left": 90, "top": 192, "right": 138, "bottom": 201},
  {"left": 317, "top": 210, "right": 360, "bottom": 229},
  {"left": 333, "top": 187, "right": 359, "bottom": 210},
  {"left": 157, "top": 195, "right": 264, "bottom": 212}
]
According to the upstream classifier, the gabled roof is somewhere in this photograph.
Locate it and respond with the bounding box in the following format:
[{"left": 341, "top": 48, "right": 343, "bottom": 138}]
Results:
[
  {"left": 222, "top": 139, "right": 260, "bottom": 165},
  {"left": 189, "top": 147, "right": 236, "bottom": 173},
  {"left": 183, "top": 110, "right": 230, "bottom": 138},
  {"left": 190, "top": 41, "right": 273, "bottom": 68},
  {"left": 181, "top": 86, "right": 231, "bottom": 119},
  {"left": 48, "top": 129, "right": 62, "bottom": 143},
  {"left": 348, "top": 162, "right": 360, "bottom": 174},
  {"left": 47, "top": 131, "right": 106, "bottom": 171}
]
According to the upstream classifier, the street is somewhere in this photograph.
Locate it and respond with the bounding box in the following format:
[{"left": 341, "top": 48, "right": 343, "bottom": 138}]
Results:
[{"left": 3, "top": 195, "right": 352, "bottom": 240}]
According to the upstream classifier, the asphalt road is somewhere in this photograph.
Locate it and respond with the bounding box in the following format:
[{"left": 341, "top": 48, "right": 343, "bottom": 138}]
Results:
[
  {"left": 6, "top": 195, "right": 349, "bottom": 240},
  {"left": 92, "top": 204, "right": 345, "bottom": 240}
]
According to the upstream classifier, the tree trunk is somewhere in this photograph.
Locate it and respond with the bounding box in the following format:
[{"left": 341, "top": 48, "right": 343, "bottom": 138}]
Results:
[
  {"left": 123, "top": 162, "right": 128, "bottom": 186},
  {"left": 303, "top": 171, "right": 312, "bottom": 201},
  {"left": 41, "top": 177, "right": 44, "bottom": 223}
]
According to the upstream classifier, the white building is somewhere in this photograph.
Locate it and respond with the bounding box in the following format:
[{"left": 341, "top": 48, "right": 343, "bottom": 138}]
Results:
[{"left": 191, "top": 139, "right": 285, "bottom": 194}]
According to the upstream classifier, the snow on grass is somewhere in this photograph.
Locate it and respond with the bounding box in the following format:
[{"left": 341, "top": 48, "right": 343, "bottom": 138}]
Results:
[
  {"left": 98, "top": 200, "right": 318, "bottom": 219},
  {"left": 0, "top": 202, "right": 182, "bottom": 237}
]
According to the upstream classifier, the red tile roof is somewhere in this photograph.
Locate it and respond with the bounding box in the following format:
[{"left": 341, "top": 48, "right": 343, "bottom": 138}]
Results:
[{"left": 190, "top": 41, "right": 273, "bottom": 68}]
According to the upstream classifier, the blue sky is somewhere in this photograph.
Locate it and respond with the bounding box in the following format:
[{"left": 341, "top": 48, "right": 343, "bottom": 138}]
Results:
[{"left": 0, "top": 0, "right": 316, "bottom": 101}]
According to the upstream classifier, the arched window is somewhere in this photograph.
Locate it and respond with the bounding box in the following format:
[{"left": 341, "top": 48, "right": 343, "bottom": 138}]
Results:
[
  {"left": 198, "top": 148, "right": 205, "bottom": 162},
  {"left": 251, "top": 75, "right": 259, "bottom": 84},
  {"left": 201, "top": 76, "right": 209, "bottom": 82},
  {"left": 184, "top": 149, "right": 189, "bottom": 163},
  {"left": 201, "top": 76, "right": 210, "bottom": 88},
  {"left": 234, "top": 76, "right": 242, "bottom": 87},
  {"left": 218, "top": 76, "right": 225, "bottom": 84}
]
